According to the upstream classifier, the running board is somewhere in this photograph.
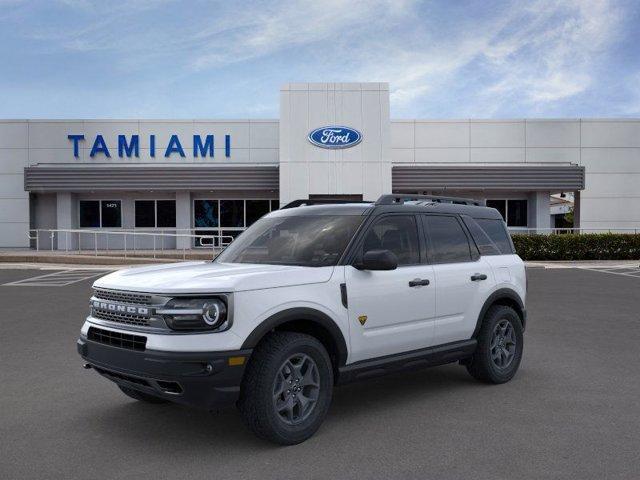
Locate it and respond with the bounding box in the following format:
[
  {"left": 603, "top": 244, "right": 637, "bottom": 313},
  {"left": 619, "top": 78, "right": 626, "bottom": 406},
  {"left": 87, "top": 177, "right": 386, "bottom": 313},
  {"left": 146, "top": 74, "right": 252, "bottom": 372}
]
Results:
[{"left": 337, "top": 339, "right": 477, "bottom": 384}]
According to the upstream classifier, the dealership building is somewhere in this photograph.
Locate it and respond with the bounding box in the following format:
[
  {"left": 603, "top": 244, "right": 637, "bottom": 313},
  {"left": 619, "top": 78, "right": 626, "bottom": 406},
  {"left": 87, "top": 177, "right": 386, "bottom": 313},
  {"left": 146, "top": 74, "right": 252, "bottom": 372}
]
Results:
[{"left": 0, "top": 82, "right": 638, "bottom": 250}]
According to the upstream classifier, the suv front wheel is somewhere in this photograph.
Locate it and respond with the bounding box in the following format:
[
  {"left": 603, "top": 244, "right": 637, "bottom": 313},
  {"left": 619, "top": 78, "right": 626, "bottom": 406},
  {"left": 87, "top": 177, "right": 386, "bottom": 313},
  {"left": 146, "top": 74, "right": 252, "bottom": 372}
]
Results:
[
  {"left": 238, "top": 331, "right": 334, "bottom": 445},
  {"left": 466, "top": 305, "right": 524, "bottom": 384}
]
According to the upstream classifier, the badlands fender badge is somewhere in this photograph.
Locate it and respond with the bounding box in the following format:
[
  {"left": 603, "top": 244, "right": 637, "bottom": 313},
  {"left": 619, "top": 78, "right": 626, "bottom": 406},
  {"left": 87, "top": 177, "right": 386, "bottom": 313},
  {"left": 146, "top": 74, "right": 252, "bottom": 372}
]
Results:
[{"left": 358, "top": 315, "right": 368, "bottom": 326}]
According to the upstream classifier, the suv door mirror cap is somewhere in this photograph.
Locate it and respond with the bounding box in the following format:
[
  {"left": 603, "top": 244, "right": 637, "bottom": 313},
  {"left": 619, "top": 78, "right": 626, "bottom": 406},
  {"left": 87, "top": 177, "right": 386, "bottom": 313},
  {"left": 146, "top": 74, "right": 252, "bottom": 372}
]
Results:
[{"left": 357, "top": 249, "right": 399, "bottom": 271}]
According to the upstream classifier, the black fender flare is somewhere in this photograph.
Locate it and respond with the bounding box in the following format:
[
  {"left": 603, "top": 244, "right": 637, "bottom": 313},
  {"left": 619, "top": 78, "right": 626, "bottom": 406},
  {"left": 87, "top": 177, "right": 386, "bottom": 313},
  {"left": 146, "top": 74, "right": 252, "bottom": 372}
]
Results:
[
  {"left": 472, "top": 288, "right": 526, "bottom": 338},
  {"left": 241, "top": 307, "right": 349, "bottom": 366}
]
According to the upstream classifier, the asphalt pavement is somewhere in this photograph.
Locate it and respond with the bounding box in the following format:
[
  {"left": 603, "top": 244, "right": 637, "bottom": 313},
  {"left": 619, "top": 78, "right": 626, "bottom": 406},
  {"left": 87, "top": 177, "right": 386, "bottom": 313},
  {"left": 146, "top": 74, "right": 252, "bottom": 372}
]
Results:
[{"left": 1, "top": 266, "right": 639, "bottom": 480}]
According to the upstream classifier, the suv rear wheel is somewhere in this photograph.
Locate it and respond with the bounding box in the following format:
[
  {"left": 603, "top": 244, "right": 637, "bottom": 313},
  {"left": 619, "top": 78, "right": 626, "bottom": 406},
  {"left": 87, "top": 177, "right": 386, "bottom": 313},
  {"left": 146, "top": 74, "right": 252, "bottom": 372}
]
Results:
[
  {"left": 466, "top": 305, "right": 523, "bottom": 384},
  {"left": 238, "top": 331, "right": 333, "bottom": 445}
]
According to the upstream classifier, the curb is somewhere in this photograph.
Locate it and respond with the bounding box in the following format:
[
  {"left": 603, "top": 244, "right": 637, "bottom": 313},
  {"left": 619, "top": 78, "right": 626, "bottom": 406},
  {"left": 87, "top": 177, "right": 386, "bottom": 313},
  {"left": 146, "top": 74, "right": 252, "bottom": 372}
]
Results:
[{"left": 0, "top": 255, "right": 180, "bottom": 265}]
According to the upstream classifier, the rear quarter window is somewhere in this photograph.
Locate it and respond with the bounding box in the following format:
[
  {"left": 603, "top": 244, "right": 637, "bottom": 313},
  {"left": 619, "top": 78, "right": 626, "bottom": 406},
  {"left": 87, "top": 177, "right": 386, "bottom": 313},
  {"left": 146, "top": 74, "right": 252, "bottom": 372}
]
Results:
[{"left": 472, "top": 217, "right": 514, "bottom": 254}]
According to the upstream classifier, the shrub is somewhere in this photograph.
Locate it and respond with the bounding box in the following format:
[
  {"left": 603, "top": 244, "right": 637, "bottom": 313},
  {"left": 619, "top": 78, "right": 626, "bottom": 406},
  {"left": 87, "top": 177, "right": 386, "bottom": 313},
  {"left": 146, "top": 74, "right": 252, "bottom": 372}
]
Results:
[{"left": 511, "top": 233, "right": 640, "bottom": 261}]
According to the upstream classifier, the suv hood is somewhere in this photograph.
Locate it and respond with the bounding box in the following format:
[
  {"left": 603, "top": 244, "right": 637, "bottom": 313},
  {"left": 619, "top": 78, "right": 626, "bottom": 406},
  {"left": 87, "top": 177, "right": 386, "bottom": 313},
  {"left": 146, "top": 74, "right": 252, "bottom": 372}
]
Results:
[{"left": 93, "top": 261, "right": 335, "bottom": 294}]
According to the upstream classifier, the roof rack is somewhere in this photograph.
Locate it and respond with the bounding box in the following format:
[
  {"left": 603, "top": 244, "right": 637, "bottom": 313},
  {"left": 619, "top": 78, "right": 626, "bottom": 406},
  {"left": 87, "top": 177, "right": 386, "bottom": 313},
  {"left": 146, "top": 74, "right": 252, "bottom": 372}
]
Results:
[
  {"left": 281, "top": 199, "right": 372, "bottom": 209},
  {"left": 375, "top": 194, "right": 481, "bottom": 206}
]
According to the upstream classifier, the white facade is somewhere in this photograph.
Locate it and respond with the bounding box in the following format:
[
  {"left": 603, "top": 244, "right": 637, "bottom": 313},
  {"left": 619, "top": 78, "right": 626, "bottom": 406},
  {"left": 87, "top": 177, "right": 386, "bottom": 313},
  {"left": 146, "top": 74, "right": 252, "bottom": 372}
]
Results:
[
  {"left": 1, "top": 82, "right": 639, "bottom": 248},
  {"left": 279, "top": 83, "right": 391, "bottom": 204}
]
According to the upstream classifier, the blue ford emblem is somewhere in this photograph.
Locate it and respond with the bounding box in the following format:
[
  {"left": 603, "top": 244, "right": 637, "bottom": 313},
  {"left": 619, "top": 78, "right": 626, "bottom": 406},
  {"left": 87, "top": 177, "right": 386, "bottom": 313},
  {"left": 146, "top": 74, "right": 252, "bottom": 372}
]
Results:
[{"left": 308, "top": 126, "right": 362, "bottom": 149}]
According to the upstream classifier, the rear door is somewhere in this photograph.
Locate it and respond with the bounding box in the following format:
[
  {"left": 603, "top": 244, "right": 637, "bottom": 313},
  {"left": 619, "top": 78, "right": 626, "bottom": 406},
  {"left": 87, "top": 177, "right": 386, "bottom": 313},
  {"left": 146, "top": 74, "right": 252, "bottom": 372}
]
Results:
[
  {"left": 345, "top": 214, "right": 436, "bottom": 362},
  {"left": 422, "top": 214, "right": 494, "bottom": 345}
]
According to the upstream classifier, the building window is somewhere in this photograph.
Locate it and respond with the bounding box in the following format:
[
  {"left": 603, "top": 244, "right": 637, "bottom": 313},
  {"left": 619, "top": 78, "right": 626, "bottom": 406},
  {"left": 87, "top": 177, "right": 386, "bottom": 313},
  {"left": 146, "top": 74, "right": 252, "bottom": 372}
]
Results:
[
  {"left": 135, "top": 200, "right": 176, "bottom": 228},
  {"left": 507, "top": 200, "right": 527, "bottom": 227},
  {"left": 135, "top": 201, "right": 155, "bottom": 228},
  {"left": 80, "top": 200, "right": 121, "bottom": 228},
  {"left": 79, "top": 201, "right": 100, "bottom": 228},
  {"left": 246, "top": 200, "right": 270, "bottom": 226},
  {"left": 194, "top": 200, "right": 219, "bottom": 228},
  {"left": 220, "top": 200, "right": 244, "bottom": 227},
  {"left": 486, "top": 199, "right": 528, "bottom": 227},
  {"left": 193, "top": 199, "right": 278, "bottom": 247}
]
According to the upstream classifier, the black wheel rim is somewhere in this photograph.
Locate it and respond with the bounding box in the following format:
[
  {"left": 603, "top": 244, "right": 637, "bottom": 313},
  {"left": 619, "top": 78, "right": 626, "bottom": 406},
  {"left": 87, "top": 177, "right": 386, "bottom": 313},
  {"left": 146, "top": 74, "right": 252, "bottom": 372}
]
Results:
[
  {"left": 490, "top": 319, "right": 517, "bottom": 369},
  {"left": 272, "top": 353, "right": 320, "bottom": 426}
]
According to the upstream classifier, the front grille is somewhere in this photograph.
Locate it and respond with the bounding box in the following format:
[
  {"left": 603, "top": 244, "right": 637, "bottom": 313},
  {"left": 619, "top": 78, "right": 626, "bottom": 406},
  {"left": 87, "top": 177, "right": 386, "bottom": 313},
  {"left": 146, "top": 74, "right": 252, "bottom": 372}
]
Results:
[
  {"left": 94, "top": 289, "right": 152, "bottom": 305},
  {"left": 92, "top": 309, "right": 151, "bottom": 327},
  {"left": 88, "top": 326, "right": 147, "bottom": 351}
]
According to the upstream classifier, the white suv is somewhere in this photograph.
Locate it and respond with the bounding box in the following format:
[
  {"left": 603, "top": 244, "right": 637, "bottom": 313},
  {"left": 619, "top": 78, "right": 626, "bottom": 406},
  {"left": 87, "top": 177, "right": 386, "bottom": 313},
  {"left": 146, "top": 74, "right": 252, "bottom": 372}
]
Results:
[{"left": 78, "top": 194, "right": 526, "bottom": 444}]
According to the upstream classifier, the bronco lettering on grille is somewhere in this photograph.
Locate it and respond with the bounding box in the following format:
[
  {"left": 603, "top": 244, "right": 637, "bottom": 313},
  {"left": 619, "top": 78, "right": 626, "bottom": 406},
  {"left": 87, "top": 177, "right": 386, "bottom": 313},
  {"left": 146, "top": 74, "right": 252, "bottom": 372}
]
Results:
[{"left": 92, "top": 300, "right": 150, "bottom": 316}]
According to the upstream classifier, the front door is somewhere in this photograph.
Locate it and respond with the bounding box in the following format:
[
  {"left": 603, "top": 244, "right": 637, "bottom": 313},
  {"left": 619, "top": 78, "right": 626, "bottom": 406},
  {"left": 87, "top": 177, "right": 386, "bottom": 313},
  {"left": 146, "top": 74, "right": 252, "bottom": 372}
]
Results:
[{"left": 345, "top": 214, "right": 436, "bottom": 363}]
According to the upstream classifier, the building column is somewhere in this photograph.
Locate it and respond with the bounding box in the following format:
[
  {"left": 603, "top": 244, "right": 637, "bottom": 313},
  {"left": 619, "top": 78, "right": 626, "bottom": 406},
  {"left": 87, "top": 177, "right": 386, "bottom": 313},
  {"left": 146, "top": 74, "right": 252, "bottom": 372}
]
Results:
[
  {"left": 175, "top": 191, "right": 191, "bottom": 250},
  {"left": 527, "top": 191, "right": 551, "bottom": 233},
  {"left": 573, "top": 190, "right": 581, "bottom": 229},
  {"left": 56, "top": 192, "right": 78, "bottom": 250}
]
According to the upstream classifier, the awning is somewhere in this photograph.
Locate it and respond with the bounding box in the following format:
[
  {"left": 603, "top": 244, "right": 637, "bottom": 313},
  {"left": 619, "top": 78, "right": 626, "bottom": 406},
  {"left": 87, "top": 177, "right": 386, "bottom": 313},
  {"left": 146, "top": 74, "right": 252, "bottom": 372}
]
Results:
[
  {"left": 392, "top": 164, "right": 585, "bottom": 191},
  {"left": 24, "top": 165, "right": 279, "bottom": 192}
]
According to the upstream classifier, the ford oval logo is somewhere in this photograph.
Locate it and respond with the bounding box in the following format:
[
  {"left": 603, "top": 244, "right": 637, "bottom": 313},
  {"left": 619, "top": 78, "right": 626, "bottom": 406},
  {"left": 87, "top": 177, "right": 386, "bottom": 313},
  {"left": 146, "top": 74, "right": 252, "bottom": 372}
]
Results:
[{"left": 308, "top": 126, "right": 362, "bottom": 149}]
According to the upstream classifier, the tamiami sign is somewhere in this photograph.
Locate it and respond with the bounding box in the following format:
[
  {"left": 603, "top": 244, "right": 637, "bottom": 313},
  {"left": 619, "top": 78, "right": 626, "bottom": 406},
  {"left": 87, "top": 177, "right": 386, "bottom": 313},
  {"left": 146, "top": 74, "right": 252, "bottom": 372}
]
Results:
[{"left": 67, "top": 134, "right": 232, "bottom": 158}]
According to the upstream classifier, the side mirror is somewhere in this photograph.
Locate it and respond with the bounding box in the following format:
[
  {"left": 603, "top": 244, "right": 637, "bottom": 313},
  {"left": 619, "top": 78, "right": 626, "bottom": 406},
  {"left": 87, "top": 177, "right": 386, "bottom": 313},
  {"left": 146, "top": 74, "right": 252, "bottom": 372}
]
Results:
[{"left": 357, "top": 249, "right": 398, "bottom": 271}]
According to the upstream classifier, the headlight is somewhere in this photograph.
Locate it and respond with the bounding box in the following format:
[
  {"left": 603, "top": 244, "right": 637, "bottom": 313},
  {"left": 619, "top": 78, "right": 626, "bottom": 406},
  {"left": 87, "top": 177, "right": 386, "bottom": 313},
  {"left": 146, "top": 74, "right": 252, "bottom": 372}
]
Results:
[{"left": 158, "top": 298, "right": 229, "bottom": 331}]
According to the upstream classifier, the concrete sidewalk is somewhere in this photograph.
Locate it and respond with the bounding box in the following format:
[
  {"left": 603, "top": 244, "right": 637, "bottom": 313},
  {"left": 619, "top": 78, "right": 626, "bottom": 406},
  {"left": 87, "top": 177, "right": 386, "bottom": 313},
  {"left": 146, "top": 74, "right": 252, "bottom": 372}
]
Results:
[
  {"left": 0, "top": 248, "right": 218, "bottom": 265},
  {"left": 525, "top": 260, "right": 640, "bottom": 269}
]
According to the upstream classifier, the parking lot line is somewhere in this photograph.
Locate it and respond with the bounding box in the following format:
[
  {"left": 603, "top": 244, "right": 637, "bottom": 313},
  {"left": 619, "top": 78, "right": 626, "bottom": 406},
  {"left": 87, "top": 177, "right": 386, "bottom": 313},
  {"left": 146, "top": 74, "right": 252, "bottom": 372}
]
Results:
[
  {"left": 2, "top": 268, "right": 113, "bottom": 287},
  {"left": 578, "top": 265, "right": 640, "bottom": 279}
]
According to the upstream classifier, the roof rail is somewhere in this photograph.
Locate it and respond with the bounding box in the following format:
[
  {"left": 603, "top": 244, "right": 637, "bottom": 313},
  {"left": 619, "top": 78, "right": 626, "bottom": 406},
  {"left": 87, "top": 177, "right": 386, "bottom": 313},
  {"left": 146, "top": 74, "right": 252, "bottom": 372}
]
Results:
[
  {"left": 281, "top": 199, "right": 372, "bottom": 209},
  {"left": 375, "top": 194, "right": 481, "bottom": 206}
]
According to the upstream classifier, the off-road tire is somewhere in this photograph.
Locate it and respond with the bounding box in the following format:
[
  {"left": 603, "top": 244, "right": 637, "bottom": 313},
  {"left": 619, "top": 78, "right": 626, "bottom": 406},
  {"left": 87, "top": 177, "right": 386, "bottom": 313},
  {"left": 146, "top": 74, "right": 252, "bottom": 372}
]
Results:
[
  {"left": 466, "top": 305, "right": 524, "bottom": 384},
  {"left": 118, "top": 385, "right": 169, "bottom": 404},
  {"left": 238, "top": 331, "right": 334, "bottom": 445}
]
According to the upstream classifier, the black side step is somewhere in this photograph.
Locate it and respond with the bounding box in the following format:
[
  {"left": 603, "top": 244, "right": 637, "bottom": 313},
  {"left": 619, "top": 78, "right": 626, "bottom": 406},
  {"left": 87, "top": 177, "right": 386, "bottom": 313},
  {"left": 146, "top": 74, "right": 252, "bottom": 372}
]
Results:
[{"left": 337, "top": 339, "right": 477, "bottom": 384}]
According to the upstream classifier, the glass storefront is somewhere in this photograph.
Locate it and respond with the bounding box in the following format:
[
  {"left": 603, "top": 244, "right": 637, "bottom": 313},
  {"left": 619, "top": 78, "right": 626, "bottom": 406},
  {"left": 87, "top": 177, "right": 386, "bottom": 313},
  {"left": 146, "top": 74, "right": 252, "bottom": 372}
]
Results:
[{"left": 193, "top": 199, "right": 279, "bottom": 247}]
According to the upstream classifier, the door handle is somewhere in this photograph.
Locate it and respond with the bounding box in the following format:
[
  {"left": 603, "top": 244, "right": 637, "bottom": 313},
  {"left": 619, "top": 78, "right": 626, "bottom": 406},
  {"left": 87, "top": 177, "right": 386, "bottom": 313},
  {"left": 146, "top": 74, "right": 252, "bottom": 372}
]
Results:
[
  {"left": 409, "top": 278, "right": 430, "bottom": 287},
  {"left": 471, "top": 273, "right": 488, "bottom": 281}
]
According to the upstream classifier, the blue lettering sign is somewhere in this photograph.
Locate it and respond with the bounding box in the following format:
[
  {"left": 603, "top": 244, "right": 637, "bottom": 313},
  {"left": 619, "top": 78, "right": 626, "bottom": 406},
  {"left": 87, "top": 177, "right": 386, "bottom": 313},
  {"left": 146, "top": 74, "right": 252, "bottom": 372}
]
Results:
[
  {"left": 164, "top": 134, "right": 185, "bottom": 157},
  {"left": 308, "top": 126, "right": 362, "bottom": 149},
  {"left": 68, "top": 133, "right": 232, "bottom": 159},
  {"left": 67, "top": 134, "right": 84, "bottom": 158},
  {"left": 150, "top": 134, "right": 156, "bottom": 157},
  {"left": 118, "top": 135, "right": 139, "bottom": 157},
  {"left": 90, "top": 134, "right": 111, "bottom": 158},
  {"left": 194, "top": 135, "right": 214, "bottom": 157}
]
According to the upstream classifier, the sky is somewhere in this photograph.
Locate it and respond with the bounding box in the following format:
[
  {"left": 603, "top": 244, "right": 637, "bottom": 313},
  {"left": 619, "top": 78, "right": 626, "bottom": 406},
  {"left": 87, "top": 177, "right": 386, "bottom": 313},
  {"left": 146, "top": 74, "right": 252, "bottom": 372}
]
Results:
[{"left": 1, "top": 0, "right": 639, "bottom": 119}]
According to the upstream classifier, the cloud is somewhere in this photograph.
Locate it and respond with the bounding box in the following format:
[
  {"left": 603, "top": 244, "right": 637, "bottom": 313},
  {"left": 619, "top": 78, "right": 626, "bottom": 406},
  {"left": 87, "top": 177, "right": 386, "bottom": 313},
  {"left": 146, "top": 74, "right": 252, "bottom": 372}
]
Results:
[
  {"left": 376, "top": 0, "right": 624, "bottom": 115},
  {"left": 188, "top": 0, "right": 416, "bottom": 70},
  {"left": 0, "top": 0, "right": 634, "bottom": 117}
]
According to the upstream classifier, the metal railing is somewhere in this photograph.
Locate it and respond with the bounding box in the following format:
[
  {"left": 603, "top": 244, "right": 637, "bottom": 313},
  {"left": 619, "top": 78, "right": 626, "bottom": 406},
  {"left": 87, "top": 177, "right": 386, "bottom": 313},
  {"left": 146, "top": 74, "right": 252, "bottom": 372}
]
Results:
[
  {"left": 27, "top": 228, "right": 235, "bottom": 259},
  {"left": 508, "top": 228, "right": 640, "bottom": 235}
]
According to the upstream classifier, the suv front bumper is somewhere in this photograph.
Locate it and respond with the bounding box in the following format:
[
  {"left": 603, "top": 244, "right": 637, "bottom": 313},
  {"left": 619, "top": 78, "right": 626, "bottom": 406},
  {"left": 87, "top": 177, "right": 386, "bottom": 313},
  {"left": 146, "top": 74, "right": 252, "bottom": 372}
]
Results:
[{"left": 77, "top": 336, "right": 252, "bottom": 409}]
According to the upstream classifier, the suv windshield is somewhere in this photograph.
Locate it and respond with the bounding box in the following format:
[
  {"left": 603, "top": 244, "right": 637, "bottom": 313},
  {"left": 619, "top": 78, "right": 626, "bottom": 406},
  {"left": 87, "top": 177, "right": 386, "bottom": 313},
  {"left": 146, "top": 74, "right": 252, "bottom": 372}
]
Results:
[{"left": 215, "top": 215, "right": 364, "bottom": 267}]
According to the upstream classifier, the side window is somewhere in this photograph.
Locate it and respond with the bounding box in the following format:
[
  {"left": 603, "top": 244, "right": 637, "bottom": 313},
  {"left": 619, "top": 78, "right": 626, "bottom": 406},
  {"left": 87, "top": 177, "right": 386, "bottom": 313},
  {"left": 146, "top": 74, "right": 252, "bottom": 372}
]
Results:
[
  {"left": 423, "top": 215, "right": 472, "bottom": 264},
  {"left": 361, "top": 215, "right": 420, "bottom": 266},
  {"left": 475, "top": 218, "right": 514, "bottom": 254},
  {"left": 462, "top": 216, "right": 500, "bottom": 256}
]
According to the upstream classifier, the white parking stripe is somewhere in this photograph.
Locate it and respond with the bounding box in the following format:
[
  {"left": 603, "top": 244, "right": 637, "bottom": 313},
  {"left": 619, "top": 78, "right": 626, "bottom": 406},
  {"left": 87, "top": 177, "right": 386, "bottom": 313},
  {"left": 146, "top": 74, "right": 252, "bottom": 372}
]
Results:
[
  {"left": 578, "top": 266, "right": 640, "bottom": 279},
  {"left": 2, "top": 268, "right": 113, "bottom": 287}
]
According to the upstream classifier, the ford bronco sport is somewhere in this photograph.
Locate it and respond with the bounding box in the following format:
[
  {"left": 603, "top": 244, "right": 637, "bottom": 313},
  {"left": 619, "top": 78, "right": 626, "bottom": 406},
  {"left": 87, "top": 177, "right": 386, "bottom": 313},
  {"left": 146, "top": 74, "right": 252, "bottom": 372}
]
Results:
[{"left": 78, "top": 194, "right": 526, "bottom": 444}]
